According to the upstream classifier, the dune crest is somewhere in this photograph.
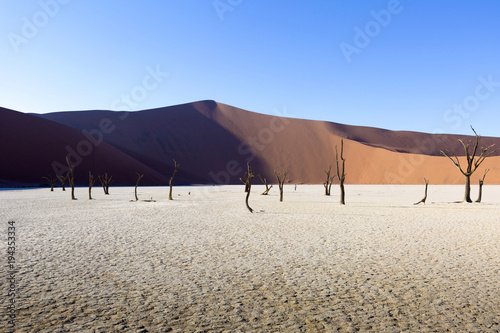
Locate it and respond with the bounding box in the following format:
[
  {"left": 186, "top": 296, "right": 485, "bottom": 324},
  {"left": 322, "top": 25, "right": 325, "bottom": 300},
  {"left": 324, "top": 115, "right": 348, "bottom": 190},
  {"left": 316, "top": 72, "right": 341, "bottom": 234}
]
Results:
[{"left": 2, "top": 101, "right": 499, "bottom": 186}]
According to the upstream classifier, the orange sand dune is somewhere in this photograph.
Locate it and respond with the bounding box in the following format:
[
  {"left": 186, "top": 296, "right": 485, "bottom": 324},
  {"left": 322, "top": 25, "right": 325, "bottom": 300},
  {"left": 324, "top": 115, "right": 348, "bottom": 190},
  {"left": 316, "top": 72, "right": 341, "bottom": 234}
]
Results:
[
  {"left": 199, "top": 101, "right": 500, "bottom": 184},
  {"left": 3, "top": 100, "right": 499, "bottom": 186}
]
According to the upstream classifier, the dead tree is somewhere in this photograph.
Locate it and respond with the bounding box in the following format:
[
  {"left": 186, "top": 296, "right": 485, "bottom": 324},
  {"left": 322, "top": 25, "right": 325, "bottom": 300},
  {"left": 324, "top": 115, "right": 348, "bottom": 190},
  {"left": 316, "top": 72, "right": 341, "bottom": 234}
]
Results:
[
  {"left": 475, "top": 169, "right": 490, "bottom": 203},
  {"left": 336, "top": 139, "right": 347, "bottom": 205},
  {"left": 440, "top": 126, "right": 496, "bottom": 203},
  {"left": 258, "top": 174, "right": 273, "bottom": 195},
  {"left": 66, "top": 157, "right": 76, "bottom": 200},
  {"left": 414, "top": 178, "right": 429, "bottom": 205},
  {"left": 42, "top": 175, "right": 56, "bottom": 191},
  {"left": 240, "top": 162, "right": 255, "bottom": 212},
  {"left": 135, "top": 174, "right": 144, "bottom": 201},
  {"left": 274, "top": 169, "right": 287, "bottom": 202},
  {"left": 98, "top": 173, "right": 113, "bottom": 195},
  {"left": 168, "top": 159, "right": 180, "bottom": 201},
  {"left": 88, "top": 172, "right": 97, "bottom": 200},
  {"left": 323, "top": 165, "right": 335, "bottom": 196},
  {"left": 57, "top": 173, "right": 68, "bottom": 191}
]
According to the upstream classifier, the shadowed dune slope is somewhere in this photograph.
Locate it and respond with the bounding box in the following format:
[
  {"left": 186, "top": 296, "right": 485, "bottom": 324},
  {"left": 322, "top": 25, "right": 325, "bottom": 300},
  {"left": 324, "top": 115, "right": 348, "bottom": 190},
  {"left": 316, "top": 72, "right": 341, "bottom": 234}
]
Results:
[
  {"left": 0, "top": 107, "right": 169, "bottom": 186},
  {"left": 35, "top": 100, "right": 500, "bottom": 185}
]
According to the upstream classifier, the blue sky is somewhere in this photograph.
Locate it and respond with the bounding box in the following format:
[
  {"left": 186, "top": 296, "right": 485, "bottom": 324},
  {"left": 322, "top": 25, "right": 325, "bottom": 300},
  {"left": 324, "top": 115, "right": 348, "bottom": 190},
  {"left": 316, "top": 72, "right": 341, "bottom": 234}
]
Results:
[{"left": 1, "top": 1, "right": 500, "bottom": 136}]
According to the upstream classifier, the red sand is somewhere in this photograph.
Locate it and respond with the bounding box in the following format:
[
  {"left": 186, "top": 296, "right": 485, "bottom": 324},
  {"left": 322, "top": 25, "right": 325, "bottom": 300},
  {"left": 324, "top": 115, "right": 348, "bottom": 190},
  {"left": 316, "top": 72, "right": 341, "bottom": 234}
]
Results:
[
  {"left": 2, "top": 101, "right": 499, "bottom": 186},
  {"left": 0, "top": 107, "right": 168, "bottom": 186}
]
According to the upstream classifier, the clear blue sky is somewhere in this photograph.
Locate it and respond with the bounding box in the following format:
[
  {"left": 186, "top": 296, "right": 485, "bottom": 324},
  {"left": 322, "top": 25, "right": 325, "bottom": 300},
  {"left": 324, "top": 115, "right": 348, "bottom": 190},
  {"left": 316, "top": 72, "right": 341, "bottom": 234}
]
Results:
[{"left": 1, "top": 1, "right": 500, "bottom": 136}]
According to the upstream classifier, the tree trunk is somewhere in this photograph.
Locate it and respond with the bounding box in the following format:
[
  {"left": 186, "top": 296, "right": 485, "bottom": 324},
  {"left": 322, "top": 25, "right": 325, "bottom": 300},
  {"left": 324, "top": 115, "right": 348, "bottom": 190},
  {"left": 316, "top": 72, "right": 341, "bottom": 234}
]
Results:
[
  {"left": 464, "top": 175, "right": 472, "bottom": 203},
  {"left": 274, "top": 170, "right": 287, "bottom": 202},
  {"left": 414, "top": 178, "right": 429, "bottom": 205},
  {"left": 66, "top": 157, "right": 76, "bottom": 200},
  {"left": 69, "top": 175, "right": 75, "bottom": 200},
  {"left": 339, "top": 183, "right": 345, "bottom": 205},
  {"left": 475, "top": 170, "right": 489, "bottom": 203},
  {"left": 88, "top": 172, "right": 96, "bottom": 200},
  {"left": 43, "top": 176, "right": 56, "bottom": 191},
  {"left": 242, "top": 163, "right": 254, "bottom": 212},
  {"left": 476, "top": 182, "right": 483, "bottom": 203},
  {"left": 135, "top": 174, "right": 143, "bottom": 201},
  {"left": 168, "top": 179, "right": 174, "bottom": 200},
  {"left": 259, "top": 176, "right": 272, "bottom": 195},
  {"left": 262, "top": 185, "right": 272, "bottom": 195},
  {"left": 168, "top": 160, "right": 179, "bottom": 200},
  {"left": 323, "top": 166, "right": 334, "bottom": 196},
  {"left": 336, "top": 139, "right": 346, "bottom": 205},
  {"left": 98, "top": 174, "right": 112, "bottom": 195},
  {"left": 245, "top": 187, "right": 253, "bottom": 213}
]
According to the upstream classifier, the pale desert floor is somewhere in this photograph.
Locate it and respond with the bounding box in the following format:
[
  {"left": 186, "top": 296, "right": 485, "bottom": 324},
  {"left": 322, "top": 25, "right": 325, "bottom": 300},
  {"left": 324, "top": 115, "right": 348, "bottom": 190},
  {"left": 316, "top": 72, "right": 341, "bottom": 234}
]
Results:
[{"left": 1, "top": 185, "right": 499, "bottom": 332}]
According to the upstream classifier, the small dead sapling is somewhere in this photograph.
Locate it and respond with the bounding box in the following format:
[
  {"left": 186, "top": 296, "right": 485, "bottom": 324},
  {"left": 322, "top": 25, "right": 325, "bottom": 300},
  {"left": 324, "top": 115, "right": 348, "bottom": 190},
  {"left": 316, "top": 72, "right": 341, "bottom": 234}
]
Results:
[
  {"left": 414, "top": 178, "right": 429, "bottom": 205},
  {"left": 42, "top": 175, "right": 57, "bottom": 191},
  {"left": 274, "top": 169, "right": 287, "bottom": 202},
  {"left": 135, "top": 174, "right": 144, "bottom": 201},
  {"left": 168, "top": 160, "right": 180, "bottom": 200},
  {"left": 240, "top": 162, "right": 255, "bottom": 212}
]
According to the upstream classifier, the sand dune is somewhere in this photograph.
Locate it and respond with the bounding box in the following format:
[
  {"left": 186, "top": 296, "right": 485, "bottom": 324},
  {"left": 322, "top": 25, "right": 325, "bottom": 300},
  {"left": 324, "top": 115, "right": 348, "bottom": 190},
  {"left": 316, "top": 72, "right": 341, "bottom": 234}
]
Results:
[
  {"left": 2, "top": 100, "right": 499, "bottom": 186},
  {"left": 0, "top": 107, "right": 168, "bottom": 186},
  {"left": 39, "top": 100, "right": 500, "bottom": 185}
]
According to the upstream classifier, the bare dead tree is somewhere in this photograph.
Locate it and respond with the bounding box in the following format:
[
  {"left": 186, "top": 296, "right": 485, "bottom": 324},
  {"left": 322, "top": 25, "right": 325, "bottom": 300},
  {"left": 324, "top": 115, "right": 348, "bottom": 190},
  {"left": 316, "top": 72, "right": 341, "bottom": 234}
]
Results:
[
  {"left": 66, "top": 157, "right": 76, "bottom": 200},
  {"left": 440, "top": 127, "right": 496, "bottom": 203},
  {"left": 168, "top": 159, "right": 180, "bottom": 200},
  {"left": 336, "top": 139, "right": 346, "bottom": 205},
  {"left": 240, "top": 162, "right": 255, "bottom": 212},
  {"left": 414, "top": 178, "right": 429, "bottom": 205},
  {"left": 42, "top": 175, "right": 56, "bottom": 191},
  {"left": 475, "top": 169, "right": 490, "bottom": 203},
  {"left": 57, "top": 173, "right": 68, "bottom": 191},
  {"left": 258, "top": 174, "right": 273, "bottom": 195},
  {"left": 274, "top": 169, "right": 287, "bottom": 202},
  {"left": 88, "top": 172, "right": 97, "bottom": 200},
  {"left": 98, "top": 173, "right": 113, "bottom": 195},
  {"left": 323, "top": 165, "right": 335, "bottom": 196},
  {"left": 135, "top": 173, "right": 144, "bottom": 201}
]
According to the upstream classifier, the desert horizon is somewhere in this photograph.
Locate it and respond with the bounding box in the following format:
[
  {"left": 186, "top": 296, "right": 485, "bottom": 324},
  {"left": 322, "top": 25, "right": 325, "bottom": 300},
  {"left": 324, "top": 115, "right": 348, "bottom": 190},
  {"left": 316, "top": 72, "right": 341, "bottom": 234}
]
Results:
[{"left": 2, "top": 100, "right": 499, "bottom": 188}]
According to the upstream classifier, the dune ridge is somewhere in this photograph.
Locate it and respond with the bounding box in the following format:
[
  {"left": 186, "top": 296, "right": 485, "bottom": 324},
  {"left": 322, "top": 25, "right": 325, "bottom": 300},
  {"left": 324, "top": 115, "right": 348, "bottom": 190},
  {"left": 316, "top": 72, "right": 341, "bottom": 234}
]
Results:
[{"left": 1, "top": 101, "right": 499, "bottom": 186}]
